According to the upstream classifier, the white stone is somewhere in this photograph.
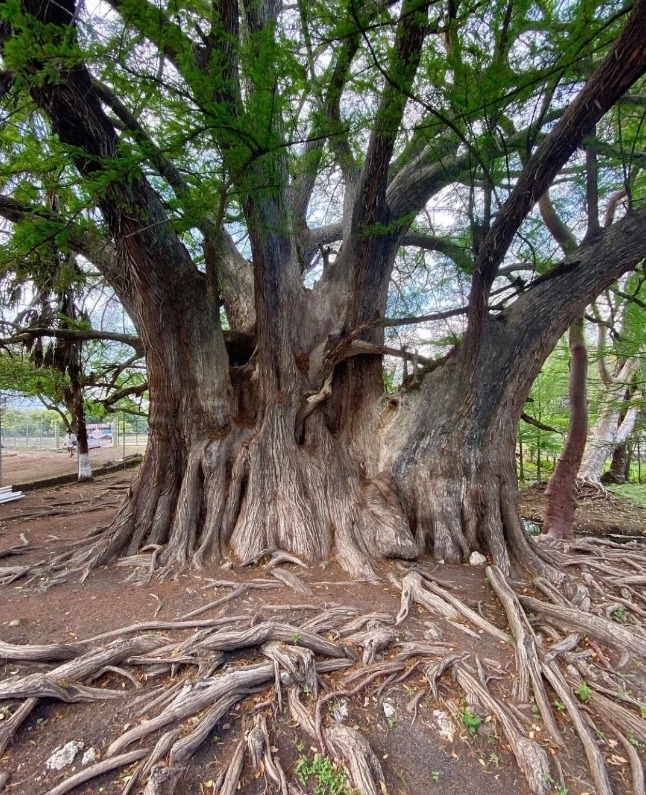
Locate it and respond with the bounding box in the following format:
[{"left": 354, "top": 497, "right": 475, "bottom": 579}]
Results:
[
  {"left": 433, "top": 710, "right": 455, "bottom": 742},
  {"left": 331, "top": 698, "right": 349, "bottom": 723},
  {"left": 382, "top": 700, "right": 396, "bottom": 720},
  {"left": 469, "top": 551, "right": 487, "bottom": 566},
  {"left": 81, "top": 748, "right": 97, "bottom": 766},
  {"left": 8, "top": 619, "right": 20, "bottom": 627},
  {"left": 46, "top": 740, "right": 84, "bottom": 771}
]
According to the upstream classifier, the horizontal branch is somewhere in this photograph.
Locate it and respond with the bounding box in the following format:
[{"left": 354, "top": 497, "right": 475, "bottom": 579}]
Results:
[
  {"left": 1, "top": 327, "right": 143, "bottom": 354},
  {"left": 520, "top": 413, "right": 561, "bottom": 434},
  {"left": 378, "top": 307, "right": 467, "bottom": 327},
  {"left": 100, "top": 382, "right": 148, "bottom": 409}
]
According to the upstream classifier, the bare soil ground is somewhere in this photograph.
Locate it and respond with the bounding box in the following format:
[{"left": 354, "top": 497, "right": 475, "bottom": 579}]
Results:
[
  {"left": 519, "top": 482, "right": 646, "bottom": 538},
  {"left": 0, "top": 470, "right": 644, "bottom": 795},
  {"left": 1, "top": 446, "right": 145, "bottom": 487}
]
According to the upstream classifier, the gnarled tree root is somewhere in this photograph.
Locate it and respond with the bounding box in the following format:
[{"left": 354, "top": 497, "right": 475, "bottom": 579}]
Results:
[{"left": 1, "top": 554, "right": 645, "bottom": 795}]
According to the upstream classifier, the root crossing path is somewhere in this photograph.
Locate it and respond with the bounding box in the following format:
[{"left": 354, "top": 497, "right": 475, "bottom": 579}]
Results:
[{"left": 1, "top": 544, "right": 645, "bottom": 795}]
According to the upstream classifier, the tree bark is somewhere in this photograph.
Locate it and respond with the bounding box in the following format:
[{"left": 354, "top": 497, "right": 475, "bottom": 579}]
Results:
[
  {"left": 537, "top": 184, "right": 587, "bottom": 540},
  {"left": 386, "top": 207, "right": 646, "bottom": 573},
  {"left": 579, "top": 386, "right": 641, "bottom": 482},
  {"left": 603, "top": 442, "right": 631, "bottom": 484},
  {"left": 6, "top": 0, "right": 646, "bottom": 582},
  {"left": 542, "top": 318, "right": 587, "bottom": 539}
]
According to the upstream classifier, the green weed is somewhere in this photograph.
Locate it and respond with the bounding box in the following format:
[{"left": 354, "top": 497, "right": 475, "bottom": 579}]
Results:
[
  {"left": 576, "top": 681, "right": 591, "bottom": 703},
  {"left": 459, "top": 708, "right": 483, "bottom": 734},
  {"left": 295, "top": 751, "right": 354, "bottom": 795}
]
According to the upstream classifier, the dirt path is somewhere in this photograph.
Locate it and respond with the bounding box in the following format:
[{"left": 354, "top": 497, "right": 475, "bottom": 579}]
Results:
[{"left": 0, "top": 446, "right": 145, "bottom": 487}]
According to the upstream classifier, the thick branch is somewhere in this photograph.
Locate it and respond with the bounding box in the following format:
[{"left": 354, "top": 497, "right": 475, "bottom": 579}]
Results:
[
  {"left": 349, "top": 0, "right": 430, "bottom": 240},
  {"left": 1, "top": 327, "right": 142, "bottom": 354},
  {"left": 520, "top": 413, "right": 561, "bottom": 434},
  {"left": 466, "top": 0, "right": 646, "bottom": 356}
]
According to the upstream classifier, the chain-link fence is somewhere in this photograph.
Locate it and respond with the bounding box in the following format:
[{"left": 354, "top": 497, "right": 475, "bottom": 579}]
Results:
[
  {"left": 0, "top": 417, "right": 149, "bottom": 451},
  {"left": 0, "top": 411, "right": 148, "bottom": 487}
]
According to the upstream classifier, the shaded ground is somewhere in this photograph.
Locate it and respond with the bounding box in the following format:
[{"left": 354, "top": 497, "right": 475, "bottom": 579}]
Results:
[
  {"left": 0, "top": 471, "right": 644, "bottom": 795},
  {"left": 519, "top": 481, "right": 646, "bottom": 538}
]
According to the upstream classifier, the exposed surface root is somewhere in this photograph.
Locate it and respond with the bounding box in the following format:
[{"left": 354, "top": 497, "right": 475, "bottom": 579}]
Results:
[{"left": 1, "top": 551, "right": 645, "bottom": 795}]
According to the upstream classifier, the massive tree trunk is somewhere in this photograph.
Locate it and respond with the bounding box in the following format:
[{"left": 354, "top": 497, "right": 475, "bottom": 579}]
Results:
[
  {"left": 5, "top": 0, "right": 646, "bottom": 581},
  {"left": 79, "top": 267, "right": 234, "bottom": 569},
  {"left": 386, "top": 212, "right": 646, "bottom": 573}
]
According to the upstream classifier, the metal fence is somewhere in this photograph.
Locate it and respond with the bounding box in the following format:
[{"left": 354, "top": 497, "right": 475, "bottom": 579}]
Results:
[{"left": 0, "top": 417, "right": 149, "bottom": 451}]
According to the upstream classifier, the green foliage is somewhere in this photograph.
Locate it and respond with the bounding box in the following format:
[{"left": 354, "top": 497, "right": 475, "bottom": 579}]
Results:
[
  {"left": 0, "top": 353, "right": 67, "bottom": 404},
  {"left": 611, "top": 607, "right": 627, "bottom": 624},
  {"left": 609, "top": 484, "right": 646, "bottom": 507},
  {"left": 518, "top": 339, "right": 569, "bottom": 480},
  {"left": 459, "top": 707, "right": 483, "bottom": 734},
  {"left": 542, "top": 773, "right": 568, "bottom": 795},
  {"left": 295, "top": 750, "right": 354, "bottom": 795},
  {"left": 576, "top": 681, "right": 591, "bottom": 703}
]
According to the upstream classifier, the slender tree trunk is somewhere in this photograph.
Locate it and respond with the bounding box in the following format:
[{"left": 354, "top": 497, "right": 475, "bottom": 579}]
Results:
[
  {"left": 579, "top": 380, "right": 641, "bottom": 482},
  {"left": 603, "top": 442, "right": 631, "bottom": 484},
  {"left": 542, "top": 318, "right": 588, "bottom": 539},
  {"left": 578, "top": 289, "right": 643, "bottom": 483},
  {"left": 73, "top": 380, "right": 92, "bottom": 483}
]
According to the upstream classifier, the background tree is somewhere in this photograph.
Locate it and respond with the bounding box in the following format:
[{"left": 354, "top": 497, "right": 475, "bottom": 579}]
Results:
[
  {"left": 1, "top": 191, "right": 146, "bottom": 477},
  {"left": 579, "top": 278, "right": 646, "bottom": 483}
]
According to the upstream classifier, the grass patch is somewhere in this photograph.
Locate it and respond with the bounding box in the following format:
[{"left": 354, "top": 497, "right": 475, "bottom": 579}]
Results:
[
  {"left": 295, "top": 747, "right": 354, "bottom": 795},
  {"left": 609, "top": 483, "right": 646, "bottom": 507}
]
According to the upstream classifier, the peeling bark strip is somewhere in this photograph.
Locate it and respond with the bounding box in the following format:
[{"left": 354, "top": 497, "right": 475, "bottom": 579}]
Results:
[
  {"left": 485, "top": 566, "right": 563, "bottom": 745},
  {"left": 518, "top": 595, "right": 646, "bottom": 657},
  {"left": 540, "top": 660, "right": 613, "bottom": 795},
  {"left": 43, "top": 750, "right": 150, "bottom": 795},
  {"left": 454, "top": 666, "right": 552, "bottom": 795}
]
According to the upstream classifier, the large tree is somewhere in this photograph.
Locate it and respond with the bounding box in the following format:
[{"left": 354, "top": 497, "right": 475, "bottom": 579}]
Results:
[{"left": 1, "top": 0, "right": 646, "bottom": 579}]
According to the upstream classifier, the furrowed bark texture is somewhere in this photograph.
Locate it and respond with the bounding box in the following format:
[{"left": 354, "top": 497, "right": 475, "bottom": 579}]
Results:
[
  {"left": 7, "top": 0, "right": 646, "bottom": 578},
  {"left": 386, "top": 209, "right": 646, "bottom": 572}
]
